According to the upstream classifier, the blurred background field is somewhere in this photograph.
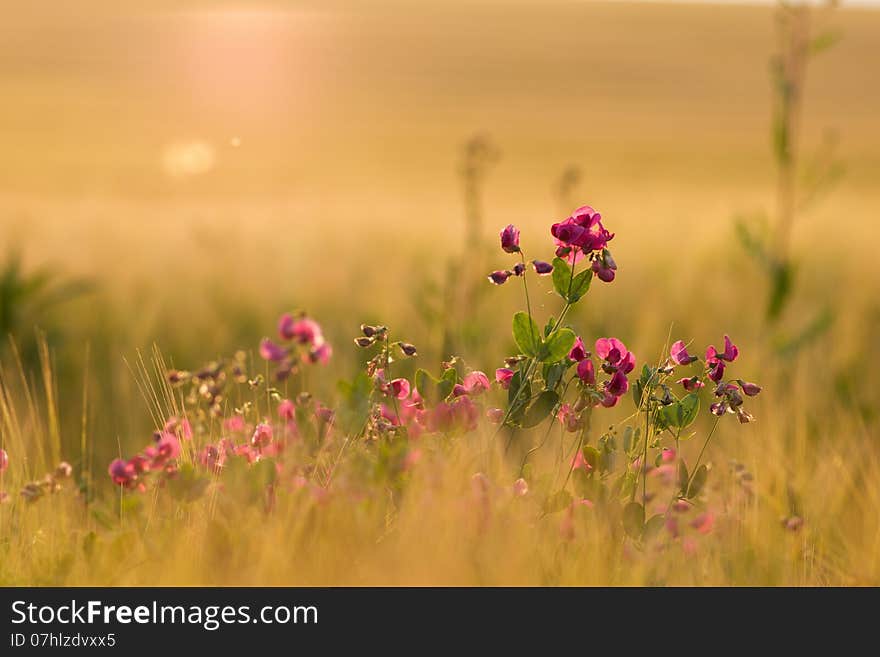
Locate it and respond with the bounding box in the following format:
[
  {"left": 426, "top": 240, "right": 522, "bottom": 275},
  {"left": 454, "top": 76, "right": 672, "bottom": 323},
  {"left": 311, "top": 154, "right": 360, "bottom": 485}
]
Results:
[{"left": 1, "top": 1, "right": 879, "bottom": 584}]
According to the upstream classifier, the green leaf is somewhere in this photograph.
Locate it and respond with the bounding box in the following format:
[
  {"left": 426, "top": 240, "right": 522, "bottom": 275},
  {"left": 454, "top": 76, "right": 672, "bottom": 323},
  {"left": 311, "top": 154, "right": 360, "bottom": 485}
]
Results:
[
  {"left": 512, "top": 311, "right": 541, "bottom": 357},
  {"left": 687, "top": 464, "right": 708, "bottom": 499},
  {"left": 658, "top": 393, "right": 700, "bottom": 431},
  {"left": 567, "top": 269, "right": 593, "bottom": 303},
  {"left": 551, "top": 257, "right": 592, "bottom": 303},
  {"left": 623, "top": 502, "right": 645, "bottom": 539},
  {"left": 539, "top": 328, "right": 576, "bottom": 363},
  {"left": 542, "top": 362, "right": 567, "bottom": 391},
  {"left": 677, "top": 459, "right": 689, "bottom": 495},
  {"left": 678, "top": 393, "right": 700, "bottom": 428},
  {"left": 521, "top": 390, "right": 559, "bottom": 428},
  {"left": 551, "top": 257, "right": 573, "bottom": 301}
]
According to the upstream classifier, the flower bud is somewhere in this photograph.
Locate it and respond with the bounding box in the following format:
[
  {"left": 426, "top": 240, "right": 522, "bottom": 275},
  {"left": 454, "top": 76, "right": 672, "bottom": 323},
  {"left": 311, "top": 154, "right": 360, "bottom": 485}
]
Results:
[
  {"left": 488, "top": 270, "right": 513, "bottom": 285},
  {"left": 500, "top": 224, "right": 521, "bottom": 253},
  {"left": 532, "top": 260, "right": 553, "bottom": 275}
]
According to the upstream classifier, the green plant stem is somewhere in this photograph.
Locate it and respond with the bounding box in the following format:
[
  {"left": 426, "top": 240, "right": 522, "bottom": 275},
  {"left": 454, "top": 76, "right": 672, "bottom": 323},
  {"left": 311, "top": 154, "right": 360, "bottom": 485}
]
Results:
[{"left": 686, "top": 415, "right": 721, "bottom": 492}]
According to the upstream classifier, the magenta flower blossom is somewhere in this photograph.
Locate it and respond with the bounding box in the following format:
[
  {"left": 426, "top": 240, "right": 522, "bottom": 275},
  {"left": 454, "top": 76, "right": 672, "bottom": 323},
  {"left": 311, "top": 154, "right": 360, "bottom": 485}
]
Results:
[
  {"left": 595, "top": 337, "right": 629, "bottom": 366},
  {"left": 670, "top": 340, "right": 698, "bottom": 365},
  {"left": 287, "top": 317, "right": 324, "bottom": 346},
  {"left": 488, "top": 270, "right": 513, "bottom": 285},
  {"left": 454, "top": 371, "right": 491, "bottom": 397},
  {"left": 707, "top": 359, "right": 725, "bottom": 383},
  {"left": 464, "top": 371, "right": 490, "bottom": 395},
  {"left": 594, "top": 337, "right": 635, "bottom": 405},
  {"left": 568, "top": 337, "right": 587, "bottom": 362},
  {"left": 500, "top": 224, "right": 520, "bottom": 253},
  {"left": 551, "top": 205, "right": 614, "bottom": 262},
  {"left": 109, "top": 458, "right": 135, "bottom": 487},
  {"left": 389, "top": 378, "right": 411, "bottom": 399},
  {"left": 606, "top": 369, "right": 629, "bottom": 397},
  {"left": 259, "top": 338, "right": 287, "bottom": 362},
  {"left": 308, "top": 342, "right": 332, "bottom": 365},
  {"left": 576, "top": 358, "right": 595, "bottom": 385},
  {"left": 251, "top": 423, "right": 273, "bottom": 448},
  {"left": 706, "top": 335, "right": 739, "bottom": 363},
  {"left": 677, "top": 376, "right": 705, "bottom": 392},
  {"left": 278, "top": 399, "right": 296, "bottom": 420},
  {"left": 155, "top": 432, "right": 181, "bottom": 463},
  {"left": 0, "top": 448, "right": 7, "bottom": 473},
  {"left": 532, "top": 260, "right": 553, "bottom": 275},
  {"left": 495, "top": 367, "right": 514, "bottom": 389},
  {"left": 738, "top": 380, "right": 762, "bottom": 396}
]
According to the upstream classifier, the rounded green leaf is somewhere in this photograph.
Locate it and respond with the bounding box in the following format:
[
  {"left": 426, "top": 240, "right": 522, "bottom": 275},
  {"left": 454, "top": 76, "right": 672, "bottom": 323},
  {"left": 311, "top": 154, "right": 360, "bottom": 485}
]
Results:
[{"left": 512, "top": 311, "right": 541, "bottom": 357}]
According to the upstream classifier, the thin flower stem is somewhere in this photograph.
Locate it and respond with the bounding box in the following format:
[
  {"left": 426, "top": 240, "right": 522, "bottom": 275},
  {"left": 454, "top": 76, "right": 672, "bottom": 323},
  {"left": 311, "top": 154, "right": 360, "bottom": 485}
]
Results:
[{"left": 686, "top": 415, "right": 721, "bottom": 492}]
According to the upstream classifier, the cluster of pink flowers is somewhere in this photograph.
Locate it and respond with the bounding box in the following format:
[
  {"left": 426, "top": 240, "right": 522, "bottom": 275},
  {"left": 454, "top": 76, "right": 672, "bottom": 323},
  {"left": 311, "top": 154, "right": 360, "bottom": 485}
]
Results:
[
  {"left": 373, "top": 368, "right": 491, "bottom": 437},
  {"left": 260, "top": 313, "right": 332, "bottom": 378},
  {"left": 551, "top": 206, "right": 617, "bottom": 280},
  {"left": 669, "top": 336, "right": 761, "bottom": 423},
  {"left": 108, "top": 431, "right": 181, "bottom": 490}
]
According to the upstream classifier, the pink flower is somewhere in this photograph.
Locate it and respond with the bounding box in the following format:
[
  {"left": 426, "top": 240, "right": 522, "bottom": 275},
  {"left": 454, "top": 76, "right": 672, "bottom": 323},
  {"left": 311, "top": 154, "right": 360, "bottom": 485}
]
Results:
[
  {"left": 251, "top": 423, "right": 273, "bottom": 448},
  {"left": 259, "top": 338, "right": 287, "bottom": 362},
  {"left": 532, "top": 260, "right": 553, "bottom": 275},
  {"left": 595, "top": 337, "right": 629, "bottom": 366},
  {"left": 0, "top": 448, "right": 7, "bottom": 473},
  {"left": 557, "top": 404, "right": 583, "bottom": 432},
  {"left": 224, "top": 415, "right": 246, "bottom": 432},
  {"left": 462, "top": 371, "right": 490, "bottom": 396},
  {"left": 677, "top": 376, "right": 705, "bottom": 392},
  {"left": 571, "top": 450, "right": 593, "bottom": 473},
  {"left": 706, "top": 335, "right": 738, "bottom": 363},
  {"left": 488, "top": 270, "right": 512, "bottom": 285},
  {"left": 670, "top": 340, "right": 698, "bottom": 365},
  {"left": 389, "top": 378, "right": 411, "bottom": 399},
  {"left": 513, "top": 478, "right": 529, "bottom": 497},
  {"left": 551, "top": 206, "right": 614, "bottom": 260},
  {"left": 280, "top": 316, "right": 323, "bottom": 346},
  {"left": 691, "top": 512, "right": 715, "bottom": 534},
  {"left": 600, "top": 392, "right": 620, "bottom": 408},
  {"left": 568, "top": 337, "right": 587, "bottom": 362},
  {"left": 155, "top": 432, "right": 181, "bottom": 464},
  {"left": 308, "top": 342, "right": 332, "bottom": 365},
  {"left": 707, "top": 359, "right": 725, "bottom": 383},
  {"left": 500, "top": 224, "right": 520, "bottom": 253},
  {"left": 278, "top": 399, "right": 296, "bottom": 420},
  {"left": 576, "top": 358, "right": 595, "bottom": 385},
  {"left": 495, "top": 368, "right": 514, "bottom": 389},
  {"left": 661, "top": 448, "right": 676, "bottom": 463},
  {"left": 315, "top": 404, "right": 335, "bottom": 424},
  {"left": 109, "top": 459, "right": 136, "bottom": 487},
  {"left": 606, "top": 369, "right": 629, "bottom": 397},
  {"left": 486, "top": 407, "right": 505, "bottom": 423}
]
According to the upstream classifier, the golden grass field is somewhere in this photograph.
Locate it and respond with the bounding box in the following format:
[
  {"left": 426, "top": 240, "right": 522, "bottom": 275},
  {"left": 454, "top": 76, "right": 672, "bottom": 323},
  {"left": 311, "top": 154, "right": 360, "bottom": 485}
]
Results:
[{"left": 0, "top": 1, "right": 879, "bottom": 585}]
